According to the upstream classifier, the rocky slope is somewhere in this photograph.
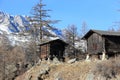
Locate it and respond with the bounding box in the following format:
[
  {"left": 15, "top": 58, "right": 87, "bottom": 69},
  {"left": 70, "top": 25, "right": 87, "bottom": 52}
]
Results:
[
  {"left": 15, "top": 59, "right": 120, "bottom": 80},
  {"left": 15, "top": 60, "right": 92, "bottom": 80}
]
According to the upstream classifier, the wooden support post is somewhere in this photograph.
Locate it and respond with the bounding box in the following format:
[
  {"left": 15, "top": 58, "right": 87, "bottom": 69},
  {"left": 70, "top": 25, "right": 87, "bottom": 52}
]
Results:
[
  {"left": 86, "top": 54, "right": 90, "bottom": 60},
  {"left": 102, "top": 51, "right": 106, "bottom": 60},
  {"left": 115, "top": 53, "right": 117, "bottom": 61},
  {"left": 47, "top": 56, "right": 51, "bottom": 64}
]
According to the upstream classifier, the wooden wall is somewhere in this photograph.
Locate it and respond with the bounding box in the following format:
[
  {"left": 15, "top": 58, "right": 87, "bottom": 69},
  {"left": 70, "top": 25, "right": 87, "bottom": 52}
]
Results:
[
  {"left": 105, "top": 36, "right": 120, "bottom": 53},
  {"left": 39, "top": 40, "right": 66, "bottom": 61},
  {"left": 87, "top": 33, "right": 120, "bottom": 54},
  {"left": 40, "top": 44, "right": 49, "bottom": 59},
  {"left": 87, "top": 33, "right": 104, "bottom": 54},
  {"left": 50, "top": 41, "right": 65, "bottom": 60}
]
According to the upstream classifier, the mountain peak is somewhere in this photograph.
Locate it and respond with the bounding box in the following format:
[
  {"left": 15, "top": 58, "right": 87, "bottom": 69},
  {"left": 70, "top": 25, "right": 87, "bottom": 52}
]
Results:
[
  {"left": 0, "top": 12, "right": 64, "bottom": 45},
  {"left": 0, "top": 12, "right": 30, "bottom": 34}
]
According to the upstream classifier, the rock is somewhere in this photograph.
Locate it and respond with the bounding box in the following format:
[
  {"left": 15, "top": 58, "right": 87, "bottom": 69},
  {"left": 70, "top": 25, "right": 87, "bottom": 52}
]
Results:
[
  {"left": 36, "top": 59, "right": 41, "bottom": 65},
  {"left": 53, "top": 57, "right": 60, "bottom": 64},
  {"left": 55, "top": 77, "right": 63, "bottom": 80},
  {"left": 86, "top": 73, "right": 94, "bottom": 80},
  {"left": 67, "top": 58, "right": 76, "bottom": 64},
  {"left": 54, "top": 72, "right": 63, "bottom": 80},
  {"left": 116, "top": 75, "right": 120, "bottom": 80},
  {"left": 6, "top": 64, "right": 17, "bottom": 75}
]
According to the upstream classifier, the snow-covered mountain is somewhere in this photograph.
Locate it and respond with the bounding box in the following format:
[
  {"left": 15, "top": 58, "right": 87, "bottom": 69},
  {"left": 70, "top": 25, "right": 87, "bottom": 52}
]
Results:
[
  {"left": 0, "top": 11, "right": 63, "bottom": 45},
  {"left": 0, "top": 12, "right": 30, "bottom": 34}
]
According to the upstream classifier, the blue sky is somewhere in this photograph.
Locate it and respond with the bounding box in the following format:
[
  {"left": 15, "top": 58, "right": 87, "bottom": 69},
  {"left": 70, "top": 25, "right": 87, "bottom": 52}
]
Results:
[{"left": 0, "top": 0, "right": 120, "bottom": 31}]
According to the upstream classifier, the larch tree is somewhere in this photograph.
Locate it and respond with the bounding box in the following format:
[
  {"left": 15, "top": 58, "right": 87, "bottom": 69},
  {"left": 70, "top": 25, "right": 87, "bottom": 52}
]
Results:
[
  {"left": 113, "top": 22, "right": 120, "bottom": 32},
  {"left": 0, "top": 35, "right": 24, "bottom": 80},
  {"left": 108, "top": 27, "right": 115, "bottom": 32},
  {"left": 80, "top": 21, "right": 88, "bottom": 37},
  {"left": 30, "top": 0, "right": 59, "bottom": 43},
  {"left": 63, "top": 24, "right": 78, "bottom": 58},
  {"left": 30, "top": 0, "right": 50, "bottom": 43},
  {"left": 29, "top": 0, "right": 59, "bottom": 60},
  {"left": 79, "top": 21, "right": 89, "bottom": 53}
]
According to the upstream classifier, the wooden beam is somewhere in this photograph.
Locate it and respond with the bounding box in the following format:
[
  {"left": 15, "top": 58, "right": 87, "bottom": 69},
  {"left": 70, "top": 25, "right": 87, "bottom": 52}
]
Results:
[
  {"left": 86, "top": 54, "right": 90, "bottom": 60},
  {"left": 102, "top": 50, "right": 106, "bottom": 60}
]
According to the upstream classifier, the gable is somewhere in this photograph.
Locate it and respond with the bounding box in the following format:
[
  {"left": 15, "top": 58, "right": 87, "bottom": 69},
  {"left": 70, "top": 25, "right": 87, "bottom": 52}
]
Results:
[
  {"left": 40, "top": 39, "right": 68, "bottom": 46},
  {"left": 82, "top": 29, "right": 120, "bottom": 40}
]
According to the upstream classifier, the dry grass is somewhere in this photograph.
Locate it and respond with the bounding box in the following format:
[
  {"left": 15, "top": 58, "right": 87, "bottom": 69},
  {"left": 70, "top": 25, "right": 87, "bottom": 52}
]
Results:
[
  {"left": 16, "top": 59, "right": 120, "bottom": 80},
  {"left": 47, "top": 61, "right": 96, "bottom": 80},
  {"left": 15, "top": 61, "right": 96, "bottom": 80},
  {"left": 93, "top": 58, "right": 120, "bottom": 80}
]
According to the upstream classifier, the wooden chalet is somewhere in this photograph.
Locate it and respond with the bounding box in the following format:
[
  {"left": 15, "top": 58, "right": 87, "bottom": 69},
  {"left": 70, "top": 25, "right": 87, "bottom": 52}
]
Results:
[
  {"left": 39, "top": 39, "right": 68, "bottom": 61},
  {"left": 82, "top": 29, "right": 120, "bottom": 60}
]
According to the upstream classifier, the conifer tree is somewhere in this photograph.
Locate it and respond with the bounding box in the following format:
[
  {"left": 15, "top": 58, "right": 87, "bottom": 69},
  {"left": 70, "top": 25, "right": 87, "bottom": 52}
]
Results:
[
  {"left": 30, "top": 0, "right": 51, "bottom": 43},
  {"left": 29, "top": 0, "right": 60, "bottom": 58},
  {"left": 30, "top": 0, "right": 59, "bottom": 43}
]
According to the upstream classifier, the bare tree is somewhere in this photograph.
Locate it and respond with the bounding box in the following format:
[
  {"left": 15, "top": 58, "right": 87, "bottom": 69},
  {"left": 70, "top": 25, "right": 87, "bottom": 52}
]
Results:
[
  {"left": 80, "top": 21, "right": 88, "bottom": 37},
  {"left": 113, "top": 22, "right": 120, "bottom": 32},
  {"left": 108, "top": 27, "right": 115, "bottom": 32},
  {"left": 63, "top": 24, "right": 78, "bottom": 58},
  {"left": 0, "top": 34, "right": 30, "bottom": 79}
]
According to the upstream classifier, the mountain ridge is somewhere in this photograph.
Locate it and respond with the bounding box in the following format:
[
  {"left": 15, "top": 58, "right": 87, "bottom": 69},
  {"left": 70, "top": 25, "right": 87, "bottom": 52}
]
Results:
[{"left": 0, "top": 11, "right": 63, "bottom": 45}]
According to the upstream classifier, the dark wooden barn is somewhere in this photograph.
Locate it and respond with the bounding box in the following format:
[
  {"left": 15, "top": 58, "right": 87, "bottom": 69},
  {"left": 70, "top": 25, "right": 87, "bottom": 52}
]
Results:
[
  {"left": 82, "top": 29, "right": 120, "bottom": 60},
  {"left": 39, "top": 39, "right": 68, "bottom": 61}
]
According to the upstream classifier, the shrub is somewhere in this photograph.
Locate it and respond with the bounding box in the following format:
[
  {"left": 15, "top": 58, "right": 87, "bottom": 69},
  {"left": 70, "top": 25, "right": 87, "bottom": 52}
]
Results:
[{"left": 93, "top": 58, "right": 120, "bottom": 80}]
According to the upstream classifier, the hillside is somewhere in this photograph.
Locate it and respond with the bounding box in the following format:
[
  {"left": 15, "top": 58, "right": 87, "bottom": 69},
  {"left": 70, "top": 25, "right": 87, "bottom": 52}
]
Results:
[
  {"left": 15, "top": 59, "right": 120, "bottom": 80},
  {"left": 15, "top": 60, "right": 93, "bottom": 80}
]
